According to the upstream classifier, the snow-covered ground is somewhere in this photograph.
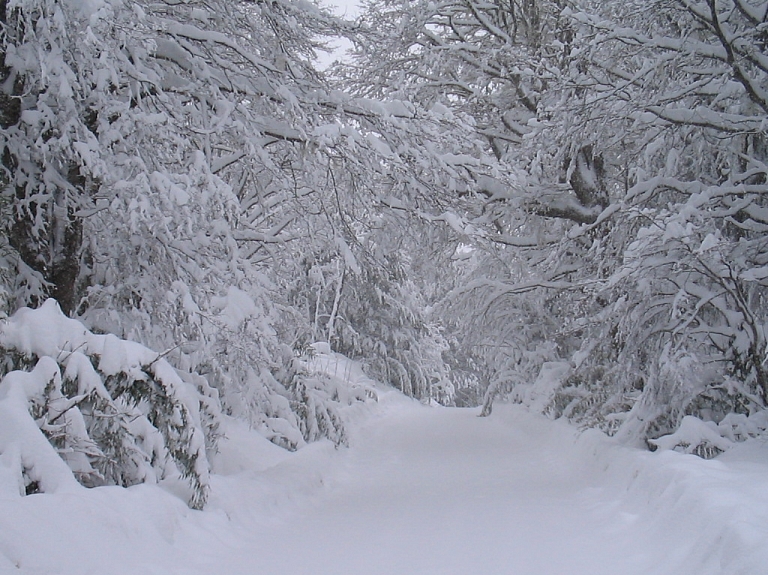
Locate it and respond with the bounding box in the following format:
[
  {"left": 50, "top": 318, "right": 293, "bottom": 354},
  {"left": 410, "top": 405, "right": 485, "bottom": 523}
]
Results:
[{"left": 2, "top": 351, "right": 768, "bottom": 575}]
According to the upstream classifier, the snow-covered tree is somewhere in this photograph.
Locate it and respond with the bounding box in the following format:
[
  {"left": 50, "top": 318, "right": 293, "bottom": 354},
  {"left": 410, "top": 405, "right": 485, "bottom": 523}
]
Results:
[
  {"left": 0, "top": 0, "right": 480, "bottom": 469},
  {"left": 344, "top": 0, "right": 600, "bottom": 411},
  {"left": 349, "top": 0, "right": 609, "bottom": 225},
  {"left": 0, "top": 0, "right": 371, "bottom": 481},
  {"left": 347, "top": 0, "right": 768, "bottom": 450},
  {"left": 552, "top": 0, "right": 768, "bottom": 443},
  {"left": 0, "top": 300, "right": 216, "bottom": 508}
]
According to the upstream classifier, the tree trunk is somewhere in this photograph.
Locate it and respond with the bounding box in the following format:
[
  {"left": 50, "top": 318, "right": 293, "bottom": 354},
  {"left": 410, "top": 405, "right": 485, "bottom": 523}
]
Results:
[
  {"left": 1, "top": 2, "right": 85, "bottom": 316},
  {"left": 479, "top": 379, "right": 498, "bottom": 417}
]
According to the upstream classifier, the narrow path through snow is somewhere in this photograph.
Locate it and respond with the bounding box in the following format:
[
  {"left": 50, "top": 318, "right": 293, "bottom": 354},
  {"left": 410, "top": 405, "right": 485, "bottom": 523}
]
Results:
[
  {"left": 196, "top": 397, "right": 749, "bottom": 575},
  {"left": 4, "top": 392, "right": 768, "bottom": 575}
]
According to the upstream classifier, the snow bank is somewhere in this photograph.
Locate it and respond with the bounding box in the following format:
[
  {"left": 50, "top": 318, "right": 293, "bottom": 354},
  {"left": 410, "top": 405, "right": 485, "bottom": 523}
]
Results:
[{"left": 564, "top": 420, "right": 768, "bottom": 575}]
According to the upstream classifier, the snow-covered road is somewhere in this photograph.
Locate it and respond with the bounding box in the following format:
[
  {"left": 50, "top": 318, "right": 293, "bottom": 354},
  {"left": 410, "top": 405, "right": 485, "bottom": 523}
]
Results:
[
  {"left": 212, "top": 397, "right": 764, "bottom": 575},
  {"left": 225, "top": 401, "right": 654, "bottom": 575},
  {"left": 3, "top": 391, "right": 768, "bottom": 574}
]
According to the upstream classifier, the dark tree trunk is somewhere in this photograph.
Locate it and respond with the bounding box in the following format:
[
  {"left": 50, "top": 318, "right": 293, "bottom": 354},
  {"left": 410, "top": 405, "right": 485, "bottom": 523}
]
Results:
[
  {"left": 568, "top": 145, "right": 608, "bottom": 209},
  {"left": 1, "top": 1, "right": 85, "bottom": 316}
]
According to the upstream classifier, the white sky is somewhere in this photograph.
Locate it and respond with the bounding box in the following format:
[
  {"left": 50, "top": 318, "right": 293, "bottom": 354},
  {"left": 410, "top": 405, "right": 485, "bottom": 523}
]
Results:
[
  {"left": 316, "top": 0, "right": 360, "bottom": 69},
  {"left": 323, "top": 0, "right": 361, "bottom": 18}
]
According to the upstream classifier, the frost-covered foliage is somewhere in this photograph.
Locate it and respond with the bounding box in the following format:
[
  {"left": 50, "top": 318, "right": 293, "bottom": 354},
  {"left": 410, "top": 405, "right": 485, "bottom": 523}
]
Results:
[
  {"left": 347, "top": 0, "right": 615, "bottom": 413},
  {"left": 284, "top": 206, "right": 457, "bottom": 405},
  {"left": 0, "top": 0, "right": 421, "bottom": 449},
  {"left": 540, "top": 0, "right": 768, "bottom": 441},
  {"left": 439, "top": 251, "right": 564, "bottom": 415},
  {"left": 337, "top": 264, "right": 452, "bottom": 404},
  {"left": 347, "top": 0, "right": 768, "bottom": 448},
  {"left": 649, "top": 408, "right": 768, "bottom": 459},
  {"left": 0, "top": 300, "right": 216, "bottom": 508}
]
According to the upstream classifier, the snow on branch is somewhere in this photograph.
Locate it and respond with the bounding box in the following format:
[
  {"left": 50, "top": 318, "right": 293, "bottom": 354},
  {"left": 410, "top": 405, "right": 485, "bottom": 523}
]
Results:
[{"left": 0, "top": 300, "right": 216, "bottom": 509}]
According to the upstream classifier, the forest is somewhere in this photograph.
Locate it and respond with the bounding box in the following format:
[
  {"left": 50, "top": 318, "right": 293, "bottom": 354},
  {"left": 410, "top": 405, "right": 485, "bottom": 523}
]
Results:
[{"left": 1, "top": 0, "right": 768, "bottom": 512}]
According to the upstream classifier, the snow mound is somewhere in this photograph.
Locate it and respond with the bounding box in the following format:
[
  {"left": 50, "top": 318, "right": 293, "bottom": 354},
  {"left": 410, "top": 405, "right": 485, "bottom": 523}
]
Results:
[
  {"left": 0, "top": 300, "right": 216, "bottom": 508},
  {"left": 650, "top": 411, "right": 768, "bottom": 458}
]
